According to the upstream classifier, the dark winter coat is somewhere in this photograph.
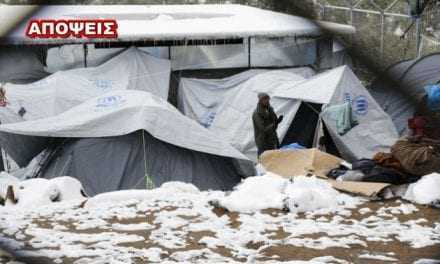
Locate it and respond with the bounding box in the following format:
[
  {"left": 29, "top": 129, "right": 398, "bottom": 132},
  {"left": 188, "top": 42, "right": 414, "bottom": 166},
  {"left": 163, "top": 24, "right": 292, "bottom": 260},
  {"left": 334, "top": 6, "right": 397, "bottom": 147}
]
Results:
[{"left": 252, "top": 103, "right": 280, "bottom": 156}]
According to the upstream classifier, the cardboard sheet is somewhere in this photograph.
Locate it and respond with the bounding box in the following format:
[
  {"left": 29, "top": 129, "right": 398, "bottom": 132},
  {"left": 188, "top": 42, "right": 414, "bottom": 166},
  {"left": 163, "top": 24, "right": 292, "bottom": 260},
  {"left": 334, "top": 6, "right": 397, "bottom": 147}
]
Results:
[{"left": 260, "top": 149, "right": 391, "bottom": 197}]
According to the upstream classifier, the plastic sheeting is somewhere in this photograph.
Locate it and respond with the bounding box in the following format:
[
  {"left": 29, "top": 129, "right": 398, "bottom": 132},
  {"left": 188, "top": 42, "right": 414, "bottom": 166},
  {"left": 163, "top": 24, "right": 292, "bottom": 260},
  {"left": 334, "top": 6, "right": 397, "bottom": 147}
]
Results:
[
  {"left": 41, "top": 131, "right": 244, "bottom": 195},
  {"left": 45, "top": 38, "right": 318, "bottom": 72},
  {"left": 0, "top": 47, "right": 171, "bottom": 123},
  {"left": 45, "top": 45, "right": 169, "bottom": 73},
  {"left": 0, "top": 90, "right": 250, "bottom": 165},
  {"left": 178, "top": 68, "right": 316, "bottom": 161},
  {"left": 369, "top": 54, "right": 440, "bottom": 136}
]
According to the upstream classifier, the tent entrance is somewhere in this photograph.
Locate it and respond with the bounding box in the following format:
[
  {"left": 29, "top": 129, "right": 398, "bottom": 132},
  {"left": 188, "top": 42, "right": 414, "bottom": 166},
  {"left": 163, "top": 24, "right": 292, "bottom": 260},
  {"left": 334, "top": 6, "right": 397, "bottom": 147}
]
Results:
[
  {"left": 280, "top": 102, "right": 340, "bottom": 157},
  {"left": 281, "top": 102, "right": 321, "bottom": 148}
]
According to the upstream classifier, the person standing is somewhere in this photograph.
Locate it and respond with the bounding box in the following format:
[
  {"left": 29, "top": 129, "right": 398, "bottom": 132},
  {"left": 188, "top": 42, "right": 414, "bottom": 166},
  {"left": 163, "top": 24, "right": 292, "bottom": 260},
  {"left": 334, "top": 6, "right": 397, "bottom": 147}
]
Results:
[{"left": 252, "top": 93, "right": 283, "bottom": 157}]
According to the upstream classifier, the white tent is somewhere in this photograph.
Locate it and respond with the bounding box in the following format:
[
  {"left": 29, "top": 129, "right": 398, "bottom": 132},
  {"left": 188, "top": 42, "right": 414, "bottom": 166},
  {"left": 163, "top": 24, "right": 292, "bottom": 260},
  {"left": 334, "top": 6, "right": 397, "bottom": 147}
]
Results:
[
  {"left": 0, "top": 90, "right": 248, "bottom": 161},
  {"left": 0, "top": 48, "right": 170, "bottom": 123},
  {"left": 179, "top": 67, "right": 316, "bottom": 160},
  {"left": 179, "top": 66, "right": 399, "bottom": 162},
  {"left": 276, "top": 66, "right": 399, "bottom": 160},
  {"left": 0, "top": 90, "right": 253, "bottom": 194}
]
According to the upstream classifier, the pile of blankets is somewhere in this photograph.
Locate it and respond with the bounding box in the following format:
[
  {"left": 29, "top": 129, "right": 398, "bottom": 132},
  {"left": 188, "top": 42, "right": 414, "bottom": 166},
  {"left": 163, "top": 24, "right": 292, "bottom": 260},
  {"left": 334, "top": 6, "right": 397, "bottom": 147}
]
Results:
[{"left": 328, "top": 136, "right": 440, "bottom": 185}]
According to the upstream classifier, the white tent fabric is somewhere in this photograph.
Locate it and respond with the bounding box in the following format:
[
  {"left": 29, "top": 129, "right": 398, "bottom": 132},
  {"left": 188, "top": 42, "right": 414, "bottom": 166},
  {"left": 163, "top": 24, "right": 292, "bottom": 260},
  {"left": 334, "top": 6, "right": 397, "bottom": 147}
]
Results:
[
  {"left": 276, "top": 66, "right": 399, "bottom": 160},
  {"left": 45, "top": 37, "right": 318, "bottom": 72},
  {"left": 45, "top": 45, "right": 169, "bottom": 73},
  {"left": 5, "top": 5, "right": 322, "bottom": 45},
  {"left": 180, "top": 66, "right": 398, "bottom": 162},
  {"left": 178, "top": 68, "right": 316, "bottom": 161},
  {"left": 0, "top": 47, "right": 171, "bottom": 123},
  {"left": 0, "top": 90, "right": 249, "bottom": 162}
]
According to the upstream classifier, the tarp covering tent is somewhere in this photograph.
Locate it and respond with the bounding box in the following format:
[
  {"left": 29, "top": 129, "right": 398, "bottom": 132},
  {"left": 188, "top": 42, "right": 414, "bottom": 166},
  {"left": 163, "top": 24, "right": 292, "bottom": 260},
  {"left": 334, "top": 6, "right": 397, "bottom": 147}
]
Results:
[
  {"left": 179, "top": 66, "right": 398, "bottom": 162},
  {"left": 0, "top": 46, "right": 47, "bottom": 84},
  {"left": 178, "top": 68, "right": 316, "bottom": 160},
  {"left": 370, "top": 53, "right": 440, "bottom": 135},
  {"left": 0, "top": 90, "right": 254, "bottom": 195},
  {"left": 0, "top": 47, "right": 171, "bottom": 123},
  {"left": 0, "top": 47, "right": 170, "bottom": 166}
]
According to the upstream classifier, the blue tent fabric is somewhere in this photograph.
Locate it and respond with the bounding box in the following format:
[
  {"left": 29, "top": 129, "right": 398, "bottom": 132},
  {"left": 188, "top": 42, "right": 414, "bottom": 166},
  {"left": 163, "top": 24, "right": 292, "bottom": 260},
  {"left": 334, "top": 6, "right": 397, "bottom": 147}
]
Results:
[
  {"left": 280, "top": 143, "right": 306, "bottom": 151},
  {"left": 425, "top": 84, "right": 440, "bottom": 112}
]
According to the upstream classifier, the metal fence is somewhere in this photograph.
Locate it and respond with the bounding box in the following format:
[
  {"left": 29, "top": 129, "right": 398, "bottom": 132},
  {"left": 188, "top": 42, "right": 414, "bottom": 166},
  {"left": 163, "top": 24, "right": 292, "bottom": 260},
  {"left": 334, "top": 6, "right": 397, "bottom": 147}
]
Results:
[{"left": 314, "top": 0, "right": 440, "bottom": 68}]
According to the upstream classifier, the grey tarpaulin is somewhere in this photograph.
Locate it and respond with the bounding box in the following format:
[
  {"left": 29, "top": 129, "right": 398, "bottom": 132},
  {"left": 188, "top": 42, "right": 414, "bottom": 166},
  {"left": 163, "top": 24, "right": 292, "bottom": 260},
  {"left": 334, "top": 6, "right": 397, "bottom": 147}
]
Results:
[
  {"left": 41, "top": 131, "right": 244, "bottom": 195},
  {"left": 370, "top": 53, "right": 440, "bottom": 135},
  {"left": 0, "top": 46, "right": 48, "bottom": 167},
  {"left": 0, "top": 90, "right": 255, "bottom": 193},
  {"left": 0, "top": 46, "right": 47, "bottom": 84}
]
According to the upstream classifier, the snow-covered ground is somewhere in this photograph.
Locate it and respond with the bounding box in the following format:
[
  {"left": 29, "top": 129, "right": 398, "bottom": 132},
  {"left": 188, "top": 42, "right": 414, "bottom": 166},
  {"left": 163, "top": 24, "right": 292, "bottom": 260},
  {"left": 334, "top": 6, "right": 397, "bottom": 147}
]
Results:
[{"left": 0, "top": 174, "right": 439, "bottom": 263}]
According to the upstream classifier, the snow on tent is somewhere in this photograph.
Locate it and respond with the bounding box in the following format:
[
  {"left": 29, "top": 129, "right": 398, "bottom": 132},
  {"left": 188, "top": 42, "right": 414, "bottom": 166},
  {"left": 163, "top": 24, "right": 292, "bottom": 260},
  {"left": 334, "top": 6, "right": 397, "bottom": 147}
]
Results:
[
  {"left": 0, "top": 90, "right": 254, "bottom": 195},
  {"left": 0, "top": 47, "right": 171, "bottom": 166},
  {"left": 4, "top": 5, "right": 324, "bottom": 45},
  {"left": 179, "top": 66, "right": 399, "bottom": 162},
  {"left": 2, "top": 4, "right": 353, "bottom": 72},
  {"left": 370, "top": 53, "right": 440, "bottom": 135}
]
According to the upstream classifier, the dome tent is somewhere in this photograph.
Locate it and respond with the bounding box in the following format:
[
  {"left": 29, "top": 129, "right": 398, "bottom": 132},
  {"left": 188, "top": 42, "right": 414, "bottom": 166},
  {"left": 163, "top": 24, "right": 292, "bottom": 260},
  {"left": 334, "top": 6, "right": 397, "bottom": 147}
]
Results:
[
  {"left": 370, "top": 53, "right": 440, "bottom": 135},
  {"left": 0, "top": 90, "right": 254, "bottom": 195}
]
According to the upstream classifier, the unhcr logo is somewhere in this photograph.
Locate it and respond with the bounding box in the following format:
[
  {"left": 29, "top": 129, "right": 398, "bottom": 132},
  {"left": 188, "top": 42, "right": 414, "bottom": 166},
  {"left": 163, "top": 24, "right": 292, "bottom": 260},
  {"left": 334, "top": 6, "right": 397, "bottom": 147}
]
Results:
[
  {"left": 353, "top": 95, "right": 368, "bottom": 115},
  {"left": 95, "top": 95, "right": 126, "bottom": 109}
]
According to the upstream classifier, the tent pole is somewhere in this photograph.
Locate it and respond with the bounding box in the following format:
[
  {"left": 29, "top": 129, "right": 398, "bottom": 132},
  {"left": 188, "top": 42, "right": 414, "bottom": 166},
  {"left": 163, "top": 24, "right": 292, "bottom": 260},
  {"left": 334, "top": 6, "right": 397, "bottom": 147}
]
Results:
[{"left": 304, "top": 102, "right": 321, "bottom": 116}]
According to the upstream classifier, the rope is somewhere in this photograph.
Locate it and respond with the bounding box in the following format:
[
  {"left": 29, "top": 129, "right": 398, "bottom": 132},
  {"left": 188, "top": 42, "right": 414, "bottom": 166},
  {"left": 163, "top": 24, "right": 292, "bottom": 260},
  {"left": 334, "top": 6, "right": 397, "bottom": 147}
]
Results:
[{"left": 142, "top": 130, "right": 155, "bottom": 190}]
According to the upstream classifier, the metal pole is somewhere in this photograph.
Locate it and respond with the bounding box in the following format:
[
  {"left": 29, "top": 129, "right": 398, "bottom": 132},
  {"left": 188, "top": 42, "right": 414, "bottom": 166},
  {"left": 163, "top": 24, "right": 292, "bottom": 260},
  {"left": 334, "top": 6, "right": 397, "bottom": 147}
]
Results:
[
  {"left": 380, "top": 12, "right": 385, "bottom": 61},
  {"left": 83, "top": 44, "right": 88, "bottom": 68},
  {"left": 248, "top": 36, "right": 251, "bottom": 68},
  {"left": 415, "top": 16, "right": 422, "bottom": 58}
]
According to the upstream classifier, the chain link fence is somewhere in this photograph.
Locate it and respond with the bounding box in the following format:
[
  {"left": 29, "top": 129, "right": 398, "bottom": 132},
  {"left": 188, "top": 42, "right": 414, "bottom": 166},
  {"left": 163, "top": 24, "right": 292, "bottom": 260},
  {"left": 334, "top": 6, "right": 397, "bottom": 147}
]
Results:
[{"left": 315, "top": 0, "right": 440, "bottom": 69}]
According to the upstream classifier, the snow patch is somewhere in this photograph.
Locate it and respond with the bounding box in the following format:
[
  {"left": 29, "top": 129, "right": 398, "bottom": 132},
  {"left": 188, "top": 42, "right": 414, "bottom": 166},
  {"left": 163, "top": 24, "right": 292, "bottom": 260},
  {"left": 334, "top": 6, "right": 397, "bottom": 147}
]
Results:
[{"left": 404, "top": 173, "right": 440, "bottom": 207}]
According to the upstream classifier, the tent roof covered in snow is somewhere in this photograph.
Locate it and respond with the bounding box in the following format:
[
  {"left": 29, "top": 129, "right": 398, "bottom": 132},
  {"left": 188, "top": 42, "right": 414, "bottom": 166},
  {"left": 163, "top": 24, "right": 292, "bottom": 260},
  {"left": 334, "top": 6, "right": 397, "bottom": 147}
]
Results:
[{"left": 3, "top": 4, "right": 322, "bottom": 45}]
